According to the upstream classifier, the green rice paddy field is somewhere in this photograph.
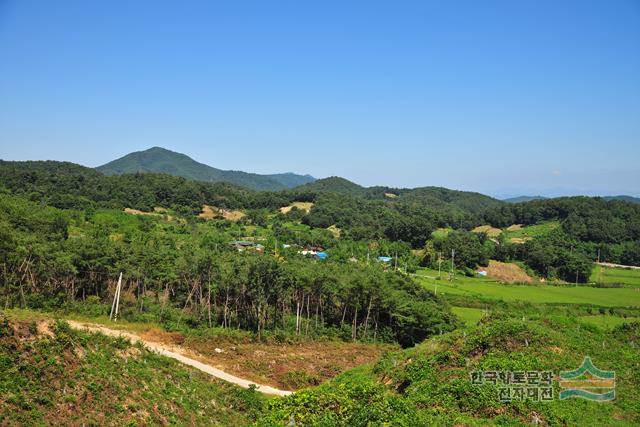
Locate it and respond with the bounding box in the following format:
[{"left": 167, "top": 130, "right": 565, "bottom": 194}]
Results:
[
  {"left": 416, "top": 266, "right": 640, "bottom": 307},
  {"left": 590, "top": 265, "right": 640, "bottom": 286},
  {"left": 579, "top": 315, "right": 640, "bottom": 329},
  {"left": 450, "top": 306, "right": 487, "bottom": 326}
]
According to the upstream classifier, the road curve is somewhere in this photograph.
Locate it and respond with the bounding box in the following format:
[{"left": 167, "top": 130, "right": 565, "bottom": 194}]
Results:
[{"left": 66, "top": 320, "right": 293, "bottom": 397}]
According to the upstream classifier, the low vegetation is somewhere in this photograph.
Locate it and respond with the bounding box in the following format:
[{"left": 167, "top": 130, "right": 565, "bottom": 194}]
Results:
[
  {"left": 256, "top": 315, "right": 640, "bottom": 426},
  {"left": 0, "top": 315, "right": 264, "bottom": 426}
]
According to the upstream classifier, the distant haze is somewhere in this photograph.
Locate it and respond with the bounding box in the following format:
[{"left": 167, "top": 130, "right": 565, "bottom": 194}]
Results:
[{"left": 0, "top": 1, "right": 639, "bottom": 197}]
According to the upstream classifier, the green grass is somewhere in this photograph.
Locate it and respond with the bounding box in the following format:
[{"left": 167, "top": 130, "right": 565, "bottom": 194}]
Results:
[
  {"left": 416, "top": 268, "right": 640, "bottom": 307},
  {"left": 451, "top": 306, "right": 487, "bottom": 327},
  {"left": 431, "top": 227, "right": 452, "bottom": 239},
  {"left": 590, "top": 265, "right": 640, "bottom": 287},
  {"left": 504, "top": 221, "right": 559, "bottom": 239},
  {"left": 579, "top": 315, "right": 640, "bottom": 330}
]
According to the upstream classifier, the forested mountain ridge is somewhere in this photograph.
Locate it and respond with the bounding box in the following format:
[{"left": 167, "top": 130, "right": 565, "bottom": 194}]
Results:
[
  {"left": 502, "top": 195, "right": 548, "bottom": 203},
  {"left": 295, "top": 177, "right": 503, "bottom": 212},
  {"left": 96, "top": 146, "right": 315, "bottom": 191},
  {"left": 503, "top": 195, "right": 640, "bottom": 204},
  {"left": 1, "top": 159, "right": 639, "bottom": 268}
]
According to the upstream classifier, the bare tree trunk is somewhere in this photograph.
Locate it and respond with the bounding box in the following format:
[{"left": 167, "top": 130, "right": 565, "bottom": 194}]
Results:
[
  {"left": 363, "top": 295, "right": 373, "bottom": 338},
  {"left": 305, "top": 294, "right": 310, "bottom": 336},
  {"left": 207, "top": 281, "right": 212, "bottom": 328},
  {"left": 315, "top": 297, "right": 319, "bottom": 330},
  {"left": 352, "top": 306, "right": 358, "bottom": 341},
  {"left": 373, "top": 314, "right": 378, "bottom": 343},
  {"left": 295, "top": 295, "right": 301, "bottom": 336}
]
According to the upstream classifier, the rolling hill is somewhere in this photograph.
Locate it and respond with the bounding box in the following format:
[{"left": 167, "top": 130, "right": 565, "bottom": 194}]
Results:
[
  {"left": 504, "top": 195, "right": 640, "bottom": 204},
  {"left": 603, "top": 195, "right": 640, "bottom": 204},
  {"left": 296, "top": 177, "right": 503, "bottom": 213},
  {"left": 96, "top": 147, "right": 315, "bottom": 191},
  {"left": 502, "top": 195, "right": 548, "bottom": 203}
]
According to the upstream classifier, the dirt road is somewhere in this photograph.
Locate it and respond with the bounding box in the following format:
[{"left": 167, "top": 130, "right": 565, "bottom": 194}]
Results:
[{"left": 66, "top": 320, "right": 293, "bottom": 397}]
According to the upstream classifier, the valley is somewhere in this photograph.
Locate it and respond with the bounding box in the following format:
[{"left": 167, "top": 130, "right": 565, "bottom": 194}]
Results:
[{"left": 0, "top": 156, "right": 639, "bottom": 425}]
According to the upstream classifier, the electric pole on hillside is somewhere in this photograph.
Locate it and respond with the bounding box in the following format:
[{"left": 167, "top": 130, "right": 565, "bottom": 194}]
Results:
[
  {"left": 109, "top": 272, "right": 123, "bottom": 322},
  {"left": 597, "top": 248, "right": 603, "bottom": 283},
  {"left": 449, "top": 249, "right": 455, "bottom": 282},
  {"left": 437, "top": 252, "right": 442, "bottom": 280}
]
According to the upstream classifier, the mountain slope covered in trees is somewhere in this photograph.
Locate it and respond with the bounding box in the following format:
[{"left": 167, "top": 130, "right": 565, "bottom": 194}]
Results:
[
  {"left": 1, "top": 160, "right": 639, "bottom": 275},
  {"left": 96, "top": 146, "right": 315, "bottom": 191}
]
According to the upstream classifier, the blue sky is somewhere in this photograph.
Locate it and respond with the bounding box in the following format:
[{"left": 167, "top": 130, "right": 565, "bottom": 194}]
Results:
[{"left": 1, "top": 0, "right": 639, "bottom": 198}]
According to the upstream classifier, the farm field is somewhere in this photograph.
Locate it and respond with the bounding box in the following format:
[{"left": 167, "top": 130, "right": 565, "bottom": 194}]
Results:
[
  {"left": 451, "top": 306, "right": 486, "bottom": 327},
  {"left": 416, "top": 268, "right": 640, "bottom": 307},
  {"left": 504, "top": 221, "right": 559, "bottom": 239},
  {"left": 579, "top": 315, "right": 640, "bottom": 330},
  {"left": 590, "top": 265, "right": 640, "bottom": 286}
]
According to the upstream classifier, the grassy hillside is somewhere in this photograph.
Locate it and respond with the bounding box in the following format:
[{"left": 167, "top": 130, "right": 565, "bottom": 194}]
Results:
[
  {"left": 96, "top": 147, "right": 314, "bottom": 191},
  {"left": 0, "top": 314, "right": 263, "bottom": 426},
  {"left": 256, "top": 316, "right": 640, "bottom": 426}
]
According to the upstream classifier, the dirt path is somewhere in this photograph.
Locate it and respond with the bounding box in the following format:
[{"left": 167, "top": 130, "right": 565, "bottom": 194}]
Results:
[
  {"left": 66, "top": 320, "right": 293, "bottom": 397},
  {"left": 597, "top": 262, "right": 640, "bottom": 270}
]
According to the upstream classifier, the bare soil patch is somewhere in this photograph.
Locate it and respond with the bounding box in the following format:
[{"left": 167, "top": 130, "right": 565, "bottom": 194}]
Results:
[
  {"left": 484, "top": 260, "right": 533, "bottom": 283},
  {"left": 124, "top": 208, "right": 159, "bottom": 216},
  {"left": 279, "top": 202, "right": 314, "bottom": 214},
  {"left": 327, "top": 224, "right": 341, "bottom": 237},
  {"left": 182, "top": 335, "right": 394, "bottom": 391},
  {"left": 472, "top": 225, "right": 502, "bottom": 237},
  {"left": 509, "top": 237, "right": 533, "bottom": 244},
  {"left": 199, "top": 205, "right": 246, "bottom": 221},
  {"left": 68, "top": 321, "right": 392, "bottom": 393}
]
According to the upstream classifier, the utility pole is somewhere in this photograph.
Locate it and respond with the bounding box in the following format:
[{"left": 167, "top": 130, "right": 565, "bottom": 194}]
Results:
[
  {"left": 450, "top": 249, "right": 455, "bottom": 281},
  {"left": 109, "top": 272, "right": 123, "bottom": 321},
  {"left": 438, "top": 252, "right": 442, "bottom": 280},
  {"left": 597, "top": 248, "right": 603, "bottom": 283}
]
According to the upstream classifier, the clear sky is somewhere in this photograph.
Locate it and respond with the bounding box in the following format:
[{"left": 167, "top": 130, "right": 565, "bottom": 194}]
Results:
[{"left": 1, "top": 0, "right": 639, "bottom": 198}]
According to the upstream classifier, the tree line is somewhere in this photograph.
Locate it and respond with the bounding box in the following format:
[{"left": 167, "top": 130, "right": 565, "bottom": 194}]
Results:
[{"left": 0, "top": 193, "right": 457, "bottom": 346}]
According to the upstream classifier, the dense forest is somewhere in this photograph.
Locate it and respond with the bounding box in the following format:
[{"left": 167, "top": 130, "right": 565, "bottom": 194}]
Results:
[
  {"left": 0, "top": 191, "right": 457, "bottom": 347},
  {"left": 1, "top": 159, "right": 639, "bottom": 295}
]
